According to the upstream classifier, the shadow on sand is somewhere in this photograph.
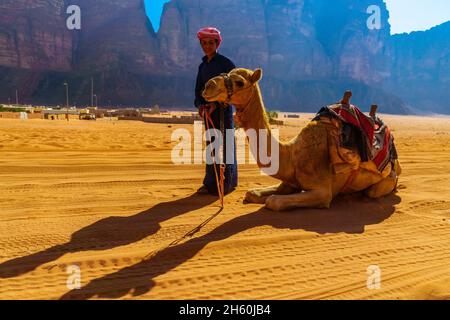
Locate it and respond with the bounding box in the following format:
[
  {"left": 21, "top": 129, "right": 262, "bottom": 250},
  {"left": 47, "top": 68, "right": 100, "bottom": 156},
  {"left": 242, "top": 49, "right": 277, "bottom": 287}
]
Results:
[
  {"left": 56, "top": 193, "right": 401, "bottom": 299},
  {"left": 0, "top": 193, "right": 218, "bottom": 279}
]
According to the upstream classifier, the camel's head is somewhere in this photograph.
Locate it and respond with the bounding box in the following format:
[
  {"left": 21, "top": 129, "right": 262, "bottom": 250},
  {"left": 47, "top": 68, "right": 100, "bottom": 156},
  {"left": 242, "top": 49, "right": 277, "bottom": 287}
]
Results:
[{"left": 202, "top": 68, "right": 263, "bottom": 107}]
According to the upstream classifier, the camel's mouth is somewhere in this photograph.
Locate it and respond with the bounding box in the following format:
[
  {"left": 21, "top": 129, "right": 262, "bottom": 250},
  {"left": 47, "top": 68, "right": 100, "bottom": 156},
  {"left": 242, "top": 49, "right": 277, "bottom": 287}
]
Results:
[
  {"left": 202, "top": 77, "right": 227, "bottom": 102},
  {"left": 202, "top": 90, "right": 224, "bottom": 102}
]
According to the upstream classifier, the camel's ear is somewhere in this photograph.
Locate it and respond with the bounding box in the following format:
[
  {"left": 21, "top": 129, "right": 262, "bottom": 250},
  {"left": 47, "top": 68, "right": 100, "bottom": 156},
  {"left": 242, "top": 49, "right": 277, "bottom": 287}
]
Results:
[{"left": 250, "top": 68, "right": 263, "bottom": 83}]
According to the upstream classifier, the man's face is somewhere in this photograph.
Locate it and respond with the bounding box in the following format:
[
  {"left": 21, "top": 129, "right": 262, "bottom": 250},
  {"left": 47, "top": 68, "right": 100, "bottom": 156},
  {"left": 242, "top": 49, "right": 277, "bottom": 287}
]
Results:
[{"left": 200, "top": 38, "right": 218, "bottom": 56}]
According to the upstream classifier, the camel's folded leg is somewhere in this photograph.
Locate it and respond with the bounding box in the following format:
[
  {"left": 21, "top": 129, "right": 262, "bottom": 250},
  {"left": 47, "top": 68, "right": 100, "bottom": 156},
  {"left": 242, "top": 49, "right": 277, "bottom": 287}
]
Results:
[
  {"left": 365, "top": 171, "right": 398, "bottom": 199},
  {"left": 245, "top": 182, "right": 298, "bottom": 204},
  {"left": 265, "top": 188, "right": 332, "bottom": 211}
]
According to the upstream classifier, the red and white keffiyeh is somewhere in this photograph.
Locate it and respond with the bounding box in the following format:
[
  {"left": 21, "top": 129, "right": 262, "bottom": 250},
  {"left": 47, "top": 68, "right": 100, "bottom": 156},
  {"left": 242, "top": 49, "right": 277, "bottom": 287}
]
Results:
[{"left": 197, "top": 27, "right": 222, "bottom": 48}]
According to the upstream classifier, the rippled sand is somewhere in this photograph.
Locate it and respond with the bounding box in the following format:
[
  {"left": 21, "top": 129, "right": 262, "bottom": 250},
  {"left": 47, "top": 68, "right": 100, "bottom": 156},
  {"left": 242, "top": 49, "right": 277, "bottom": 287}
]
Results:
[{"left": 0, "top": 115, "right": 449, "bottom": 300}]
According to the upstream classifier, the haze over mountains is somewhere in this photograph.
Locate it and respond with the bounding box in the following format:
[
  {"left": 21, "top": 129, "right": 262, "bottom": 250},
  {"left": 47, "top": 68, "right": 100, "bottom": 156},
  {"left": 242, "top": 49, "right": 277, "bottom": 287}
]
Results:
[{"left": 0, "top": 0, "right": 449, "bottom": 114}]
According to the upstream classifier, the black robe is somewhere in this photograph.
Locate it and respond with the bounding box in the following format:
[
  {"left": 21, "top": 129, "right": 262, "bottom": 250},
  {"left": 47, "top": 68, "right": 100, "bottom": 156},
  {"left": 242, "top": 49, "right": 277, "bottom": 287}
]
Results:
[{"left": 194, "top": 53, "right": 238, "bottom": 194}]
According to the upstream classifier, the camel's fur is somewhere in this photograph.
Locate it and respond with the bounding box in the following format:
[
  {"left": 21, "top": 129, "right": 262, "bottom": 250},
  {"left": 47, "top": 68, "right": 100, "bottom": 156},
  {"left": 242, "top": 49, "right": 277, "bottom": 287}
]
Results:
[{"left": 202, "top": 68, "right": 402, "bottom": 211}]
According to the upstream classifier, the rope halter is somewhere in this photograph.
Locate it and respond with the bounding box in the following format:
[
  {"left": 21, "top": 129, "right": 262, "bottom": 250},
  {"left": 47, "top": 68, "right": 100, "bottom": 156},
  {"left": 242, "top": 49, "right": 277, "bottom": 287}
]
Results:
[{"left": 220, "top": 73, "right": 234, "bottom": 104}]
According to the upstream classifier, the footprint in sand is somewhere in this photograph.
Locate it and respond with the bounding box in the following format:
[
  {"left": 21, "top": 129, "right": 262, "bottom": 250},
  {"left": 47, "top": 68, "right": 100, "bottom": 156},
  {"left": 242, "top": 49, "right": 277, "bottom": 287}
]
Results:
[{"left": 109, "top": 145, "right": 124, "bottom": 150}]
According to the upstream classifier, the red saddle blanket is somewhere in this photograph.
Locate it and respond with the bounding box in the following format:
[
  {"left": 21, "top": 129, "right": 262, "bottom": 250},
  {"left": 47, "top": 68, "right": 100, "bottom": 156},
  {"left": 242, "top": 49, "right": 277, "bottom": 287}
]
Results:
[{"left": 316, "top": 104, "right": 397, "bottom": 172}]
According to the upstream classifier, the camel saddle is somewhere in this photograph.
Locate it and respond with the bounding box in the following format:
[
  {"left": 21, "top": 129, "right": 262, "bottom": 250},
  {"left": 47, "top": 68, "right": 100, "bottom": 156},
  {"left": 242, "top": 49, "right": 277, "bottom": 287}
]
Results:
[{"left": 314, "top": 103, "right": 398, "bottom": 173}]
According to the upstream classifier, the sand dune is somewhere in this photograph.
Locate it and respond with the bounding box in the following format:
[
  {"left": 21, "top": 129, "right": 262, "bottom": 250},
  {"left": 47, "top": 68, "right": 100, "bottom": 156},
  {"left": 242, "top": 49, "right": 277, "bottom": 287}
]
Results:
[{"left": 0, "top": 115, "right": 449, "bottom": 300}]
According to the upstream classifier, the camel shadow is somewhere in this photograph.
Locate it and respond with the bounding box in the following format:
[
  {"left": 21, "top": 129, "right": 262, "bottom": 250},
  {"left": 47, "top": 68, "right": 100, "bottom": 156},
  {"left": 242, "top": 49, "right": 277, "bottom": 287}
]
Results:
[
  {"left": 0, "top": 193, "right": 217, "bottom": 279},
  {"left": 60, "top": 193, "right": 401, "bottom": 300}
]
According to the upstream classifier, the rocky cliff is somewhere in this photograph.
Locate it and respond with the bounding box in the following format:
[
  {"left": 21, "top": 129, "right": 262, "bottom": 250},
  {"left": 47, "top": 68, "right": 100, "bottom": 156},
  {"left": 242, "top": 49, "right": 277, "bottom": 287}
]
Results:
[
  {"left": 155, "top": 0, "right": 408, "bottom": 113},
  {"left": 0, "top": 0, "right": 72, "bottom": 71},
  {"left": 0, "top": 0, "right": 448, "bottom": 114},
  {"left": 70, "top": 0, "right": 161, "bottom": 74},
  {"left": 387, "top": 22, "right": 450, "bottom": 114},
  {"left": 157, "top": 0, "right": 392, "bottom": 82}
]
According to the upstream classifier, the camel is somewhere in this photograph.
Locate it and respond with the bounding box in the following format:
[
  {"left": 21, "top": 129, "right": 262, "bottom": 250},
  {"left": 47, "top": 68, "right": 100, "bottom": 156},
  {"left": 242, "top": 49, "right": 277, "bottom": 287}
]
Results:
[{"left": 202, "top": 68, "right": 402, "bottom": 211}]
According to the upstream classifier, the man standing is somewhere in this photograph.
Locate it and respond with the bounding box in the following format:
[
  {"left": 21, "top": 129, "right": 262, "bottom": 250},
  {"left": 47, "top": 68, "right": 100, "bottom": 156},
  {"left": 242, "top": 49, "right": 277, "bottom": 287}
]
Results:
[{"left": 194, "top": 27, "right": 238, "bottom": 195}]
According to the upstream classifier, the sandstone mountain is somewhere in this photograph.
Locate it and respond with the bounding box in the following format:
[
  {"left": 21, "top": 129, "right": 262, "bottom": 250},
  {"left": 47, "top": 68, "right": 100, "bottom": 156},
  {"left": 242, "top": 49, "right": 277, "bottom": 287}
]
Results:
[
  {"left": 387, "top": 22, "right": 450, "bottom": 114},
  {"left": 0, "top": 0, "right": 448, "bottom": 114}
]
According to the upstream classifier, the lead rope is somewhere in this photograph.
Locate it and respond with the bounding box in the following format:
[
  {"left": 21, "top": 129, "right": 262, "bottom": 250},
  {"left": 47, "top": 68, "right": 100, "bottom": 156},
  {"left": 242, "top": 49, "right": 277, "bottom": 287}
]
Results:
[
  {"left": 205, "top": 109, "right": 226, "bottom": 207},
  {"left": 219, "top": 106, "right": 226, "bottom": 207},
  {"left": 143, "top": 108, "right": 226, "bottom": 261}
]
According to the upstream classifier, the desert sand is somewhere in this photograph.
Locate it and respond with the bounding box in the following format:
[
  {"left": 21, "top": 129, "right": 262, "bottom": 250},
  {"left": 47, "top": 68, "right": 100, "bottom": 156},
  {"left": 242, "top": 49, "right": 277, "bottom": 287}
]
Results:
[{"left": 0, "top": 114, "right": 449, "bottom": 300}]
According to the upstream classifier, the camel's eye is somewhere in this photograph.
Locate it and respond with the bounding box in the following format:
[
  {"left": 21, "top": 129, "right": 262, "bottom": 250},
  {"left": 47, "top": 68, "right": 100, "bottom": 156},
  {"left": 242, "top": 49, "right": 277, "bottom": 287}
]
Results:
[{"left": 235, "top": 81, "right": 245, "bottom": 88}]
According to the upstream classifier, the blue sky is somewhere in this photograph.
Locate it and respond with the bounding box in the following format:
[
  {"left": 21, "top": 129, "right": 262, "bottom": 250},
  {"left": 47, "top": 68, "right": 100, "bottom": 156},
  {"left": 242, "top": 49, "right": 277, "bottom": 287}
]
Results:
[
  {"left": 145, "top": 0, "right": 450, "bottom": 34},
  {"left": 144, "top": 0, "right": 170, "bottom": 32},
  {"left": 385, "top": 0, "right": 450, "bottom": 34}
]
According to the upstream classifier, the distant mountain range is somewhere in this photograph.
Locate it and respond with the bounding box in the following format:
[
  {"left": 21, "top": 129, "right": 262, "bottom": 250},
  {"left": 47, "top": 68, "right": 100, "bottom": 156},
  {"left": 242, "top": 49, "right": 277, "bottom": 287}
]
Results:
[{"left": 0, "top": 0, "right": 449, "bottom": 114}]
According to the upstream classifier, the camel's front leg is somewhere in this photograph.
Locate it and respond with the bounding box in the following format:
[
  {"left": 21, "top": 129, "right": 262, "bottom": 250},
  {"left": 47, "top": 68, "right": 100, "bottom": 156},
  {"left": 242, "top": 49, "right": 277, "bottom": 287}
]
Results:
[
  {"left": 245, "top": 182, "right": 298, "bottom": 204},
  {"left": 265, "top": 188, "right": 332, "bottom": 211}
]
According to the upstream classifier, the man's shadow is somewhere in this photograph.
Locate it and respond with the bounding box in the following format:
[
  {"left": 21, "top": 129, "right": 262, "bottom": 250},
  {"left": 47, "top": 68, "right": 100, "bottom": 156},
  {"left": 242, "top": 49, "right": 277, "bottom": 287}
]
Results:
[
  {"left": 0, "top": 194, "right": 217, "bottom": 279},
  {"left": 60, "top": 193, "right": 401, "bottom": 300}
]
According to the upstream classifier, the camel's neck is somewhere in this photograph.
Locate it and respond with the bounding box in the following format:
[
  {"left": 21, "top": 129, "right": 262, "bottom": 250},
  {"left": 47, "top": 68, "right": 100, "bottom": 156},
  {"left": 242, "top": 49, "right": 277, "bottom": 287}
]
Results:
[{"left": 235, "top": 85, "right": 294, "bottom": 182}]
